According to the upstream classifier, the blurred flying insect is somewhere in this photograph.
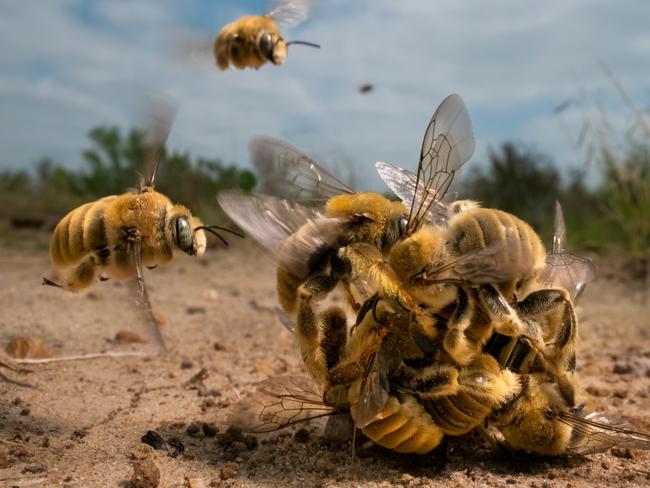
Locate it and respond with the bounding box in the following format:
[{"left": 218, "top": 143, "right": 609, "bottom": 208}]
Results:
[
  {"left": 44, "top": 100, "right": 242, "bottom": 352},
  {"left": 214, "top": 0, "right": 320, "bottom": 70}
]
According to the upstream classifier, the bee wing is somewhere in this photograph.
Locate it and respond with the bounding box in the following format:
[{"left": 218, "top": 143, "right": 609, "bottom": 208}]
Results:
[
  {"left": 542, "top": 253, "right": 597, "bottom": 301},
  {"left": 553, "top": 201, "right": 567, "bottom": 254},
  {"left": 217, "top": 190, "right": 323, "bottom": 256},
  {"left": 423, "top": 241, "right": 515, "bottom": 285},
  {"left": 250, "top": 136, "right": 355, "bottom": 204},
  {"left": 543, "top": 201, "right": 597, "bottom": 301},
  {"left": 266, "top": 0, "right": 310, "bottom": 27},
  {"left": 560, "top": 410, "right": 650, "bottom": 455},
  {"left": 274, "top": 306, "right": 296, "bottom": 333},
  {"left": 405, "top": 94, "right": 475, "bottom": 233},
  {"left": 127, "top": 239, "right": 167, "bottom": 352},
  {"left": 354, "top": 351, "right": 390, "bottom": 429},
  {"left": 375, "top": 162, "right": 448, "bottom": 224},
  {"left": 139, "top": 97, "right": 177, "bottom": 191},
  {"left": 230, "top": 376, "right": 335, "bottom": 433}
]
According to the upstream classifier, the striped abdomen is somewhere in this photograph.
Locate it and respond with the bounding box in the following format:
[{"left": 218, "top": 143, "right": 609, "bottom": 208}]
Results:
[
  {"left": 50, "top": 196, "right": 117, "bottom": 269},
  {"left": 447, "top": 207, "right": 546, "bottom": 296},
  {"left": 351, "top": 392, "right": 444, "bottom": 454},
  {"left": 276, "top": 218, "right": 343, "bottom": 314}
]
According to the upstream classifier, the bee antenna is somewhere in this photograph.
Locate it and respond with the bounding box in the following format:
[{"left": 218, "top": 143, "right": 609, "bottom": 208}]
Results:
[
  {"left": 194, "top": 225, "right": 245, "bottom": 246},
  {"left": 285, "top": 40, "right": 321, "bottom": 49}
]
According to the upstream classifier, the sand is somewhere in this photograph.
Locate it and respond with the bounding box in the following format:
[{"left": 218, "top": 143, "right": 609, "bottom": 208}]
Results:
[{"left": 1, "top": 240, "right": 649, "bottom": 487}]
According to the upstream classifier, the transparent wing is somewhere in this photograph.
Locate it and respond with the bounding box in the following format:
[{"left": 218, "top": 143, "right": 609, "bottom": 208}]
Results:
[
  {"left": 543, "top": 201, "right": 597, "bottom": 301},
  {"left": 405, "top": 94, "right": 475, "bottom": 233},
  {"left": 542, "top": 254, "right": 597, "bottom": 301},
  {"left": 376, "top": 161, "right": 452, "bottom": 225},
  {"left": 139, "top": 97, "right": 177, "bottom": 191},
  {"left": 275, "top": 306, "right": 295, "bottom": 333},
  {"left": 354, "top": 352, "right": 390, "bottom": 429},
  {"left": 127, "top": 239, "right": 167, "bottom": 352},
  {"left": 419, "top": 242, "right": 519, "bottom": 286},
  {"left": 217, "top": 190, "right": 323, "bottom": 256},
  {"left": 230, "top": 376, "right": 336, "bottom": 433},
  {"left": 266, "top": 0, "right": 310, "bottom": 27},
  {"left": 250, "top": 136, "right": 354, "bottom": 203},
  {"left": 561, "top": 410, "right": 650, "bottom": 455},
  {"left": 553, "top": 201, "right": 567, "bottom": 254}
]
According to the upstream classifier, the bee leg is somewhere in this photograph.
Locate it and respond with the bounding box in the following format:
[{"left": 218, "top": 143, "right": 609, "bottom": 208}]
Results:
[
  {"left": 296, "top": 276, "right": 342, "bottom": 384},
  {"left": 341, "top": 243, "right": 413, "bottom": 309},
  {"left": 395, "top": 364, "right": 461, "bottom": 398},
  {"left": 442, "top": 287, "right": 476, "bottom": 365},
  {"left": 42, "top": 277, "right": 63, "bottom": 288},
  {"left": 517, "top": 288, "right": 578, "bottom": 372},
  {"left": 478, "top": 285, "right": 545, "bottom": 351}
]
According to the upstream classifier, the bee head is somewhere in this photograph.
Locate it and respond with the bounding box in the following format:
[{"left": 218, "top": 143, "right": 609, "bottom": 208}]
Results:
[
  {"left": 388, "top": 226, "right": 447, "bottom": 284},
  {"left": 173, "top": 214, "right": 207, "bottom": 257},
  {"left": 259, "top": 31, "right": 287, "bottom": 65}
]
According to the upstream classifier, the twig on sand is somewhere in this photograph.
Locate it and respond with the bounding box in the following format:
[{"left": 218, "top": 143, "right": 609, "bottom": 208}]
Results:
[{"left": 15, "top": 351, "right": 153, "bottom": 364}]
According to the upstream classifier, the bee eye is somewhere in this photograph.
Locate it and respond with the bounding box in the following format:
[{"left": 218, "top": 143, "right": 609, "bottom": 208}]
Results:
[
  {"left": 259, "top": 32, "right": 274, "bottom": 59},
  {"left": 175, "top": 217, "right": 193, "bottom": 253},
  {"left": 398, "top": 217, "right": 408, "bottom": 236}
]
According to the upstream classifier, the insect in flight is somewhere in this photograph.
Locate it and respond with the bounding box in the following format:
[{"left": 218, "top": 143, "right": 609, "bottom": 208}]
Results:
[
  {"left": 43, "top": 100, "right": 242, "bottom": 352},
  {"left": 214, "top": 0, "right": 320, "bottom": 70}
]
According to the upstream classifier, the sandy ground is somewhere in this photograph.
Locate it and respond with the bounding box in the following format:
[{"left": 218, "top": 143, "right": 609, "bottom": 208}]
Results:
[{"left": 1, "top": 240, "right": 649, "bottom": 488}]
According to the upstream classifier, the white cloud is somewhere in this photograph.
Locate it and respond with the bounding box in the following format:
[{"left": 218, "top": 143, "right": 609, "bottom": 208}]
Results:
[{"left": 0, "top": 0, "right": 648, "bottom": 193}]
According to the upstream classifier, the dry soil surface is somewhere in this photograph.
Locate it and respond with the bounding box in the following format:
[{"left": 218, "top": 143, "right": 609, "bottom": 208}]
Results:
[{"left": 1, "top": 241, "right": 649, "bottom": 488}]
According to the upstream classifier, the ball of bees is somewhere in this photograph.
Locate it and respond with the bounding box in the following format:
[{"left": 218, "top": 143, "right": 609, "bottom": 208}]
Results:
[
  {"left": 214, "top": 0, "right": 320, "bottom": 70},
  {"left": 231, "top": 94, "right": 650, "bottom": 460}
]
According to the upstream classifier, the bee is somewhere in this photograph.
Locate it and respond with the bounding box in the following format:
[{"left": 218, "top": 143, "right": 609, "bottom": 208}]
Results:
[
  {"left": 378, "top": 156, "right": 594, "bottom": 406},
  {"left": 44, "top": 101, "right": 241, "bottom": 351},
  {"left": 214, "top": 0, "right": 320, "bottom": 70},
  {"left": 218, "top": 135, "right": 416, "bottom": 384}
]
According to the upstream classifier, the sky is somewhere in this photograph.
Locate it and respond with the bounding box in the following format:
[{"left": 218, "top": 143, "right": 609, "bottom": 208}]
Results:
[{"left": 1, "top": 0, "right": 649, "bottom": 191}]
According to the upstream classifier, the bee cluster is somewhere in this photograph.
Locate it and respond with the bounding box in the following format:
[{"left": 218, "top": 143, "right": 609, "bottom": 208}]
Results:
[{"left": 220, "top": 94, "right": 650, "bottom": 457}]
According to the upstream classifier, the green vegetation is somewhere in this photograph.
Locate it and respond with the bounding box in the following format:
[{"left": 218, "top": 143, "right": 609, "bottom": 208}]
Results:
[{"left": 1, "top": 95, "right": 649, "bottom": 266}]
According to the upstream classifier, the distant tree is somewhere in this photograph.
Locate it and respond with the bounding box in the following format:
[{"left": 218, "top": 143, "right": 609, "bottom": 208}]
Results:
[{"left": 460, "top": 142, "right": 561, "bottom": 233}]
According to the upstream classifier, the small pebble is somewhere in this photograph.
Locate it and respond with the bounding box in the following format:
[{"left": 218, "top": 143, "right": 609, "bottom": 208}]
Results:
[
  {"left": 114, "top": 330, "right": 145, "bottom": 344},
  {"left": 180, "top": 358, "right": 193, "bottom": 370},
  {"left": 293, "top": 428, "right": 310, "bottom": 443},
  {"left": 219, "top": 462, "right": 239, "bottom": 480},
  {"left": 141, "top": 431, "right": 166, "bottom": 450},
  {"left": 168, "top": 437, "right": 185, "bottom": 458},
  {"left": 186, "top": 422, "right": 203, "bottom": 438},
  {"left": 131, "top": 457, "right": 160, "bottom": 488},
  {"left": 611, "top": 447, "right": 634, "bottom": 459},
  {"left": 202, "top": 423, "right": 218, "bottom": 437},
  {"left": 186, "top": 306, "right": 206, "bottom": 315},
  {"left": 19, "top": 408, "right": 30, "bottom": 416},
  {"left": 613, "top": 363, "right": 633, "bottom": 375}
]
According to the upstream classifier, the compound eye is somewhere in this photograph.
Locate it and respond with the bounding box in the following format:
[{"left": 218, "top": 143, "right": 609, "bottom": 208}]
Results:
[
  {"left": 175, "top": 217, "right": 193, "bottom": 253},
  {"left": 398, "top": 217, "right": 409, "bottom": 236},
  {"left": 259, "top": 32, "right": 274, "bottom": 59}
]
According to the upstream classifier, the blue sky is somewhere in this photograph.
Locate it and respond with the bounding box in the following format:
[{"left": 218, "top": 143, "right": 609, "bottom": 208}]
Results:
[{"left": 1, "top": 0, "right": 649, "bottom": 190}]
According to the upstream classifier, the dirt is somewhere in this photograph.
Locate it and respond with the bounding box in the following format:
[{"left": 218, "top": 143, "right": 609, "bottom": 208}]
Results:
[{"left": 1, "top": 241, "right": 649, "bottom": 487}]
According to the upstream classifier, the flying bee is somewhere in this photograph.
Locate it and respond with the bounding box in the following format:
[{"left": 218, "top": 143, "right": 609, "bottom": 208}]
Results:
[
  {"left": 44, "top": 100, "right": 242, "bottom": 351},
  {"left": 214, "top": 0, "right": 320, "bottom": 70}
]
